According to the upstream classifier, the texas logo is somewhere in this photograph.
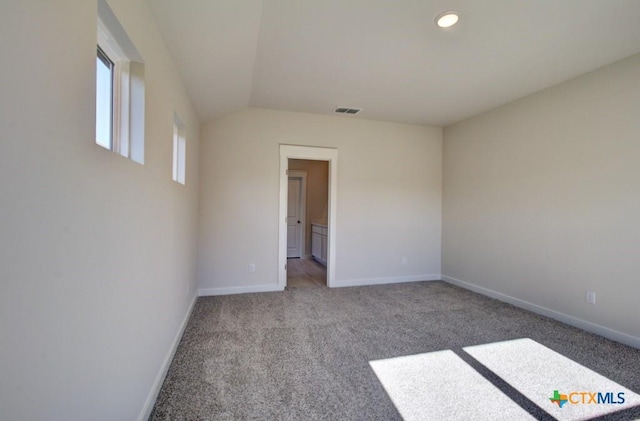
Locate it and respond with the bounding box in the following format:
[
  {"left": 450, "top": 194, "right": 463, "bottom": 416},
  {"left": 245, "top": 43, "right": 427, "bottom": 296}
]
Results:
[
  {"left": 550, "top": 390, "right": 568, "bottom": 408},
  {"left": 550, "top": 390, "right": 626, "bottom": 407}
]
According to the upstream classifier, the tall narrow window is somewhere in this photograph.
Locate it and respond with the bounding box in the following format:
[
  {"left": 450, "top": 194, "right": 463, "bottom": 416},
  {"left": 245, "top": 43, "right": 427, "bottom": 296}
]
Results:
[
  {"left": 95, "top": 47, "right": 113, "bottom": 150},
  {"left": 95, "top": 0, "right": 145, "bottom": 163},
  {"left": 172, "top": 115, "right": 186, "bottom": 185}
]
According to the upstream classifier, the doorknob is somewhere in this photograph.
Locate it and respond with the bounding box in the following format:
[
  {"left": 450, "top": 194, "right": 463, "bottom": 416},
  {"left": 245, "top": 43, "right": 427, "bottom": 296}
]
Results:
[{"left": 298, "top": 220, "right": 301, "bottom": 224}]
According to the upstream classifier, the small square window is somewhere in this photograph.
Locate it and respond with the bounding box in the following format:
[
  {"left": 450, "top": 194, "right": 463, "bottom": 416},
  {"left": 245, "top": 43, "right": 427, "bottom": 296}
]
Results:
[{"left": 172, "top": 115, "right": 186, "bottom": 185}]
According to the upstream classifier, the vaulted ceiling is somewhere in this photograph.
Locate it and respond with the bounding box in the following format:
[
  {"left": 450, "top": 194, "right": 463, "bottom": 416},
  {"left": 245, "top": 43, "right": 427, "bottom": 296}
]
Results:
[{"left": 148, "top": 0, "right": 640, "bottom": 126}]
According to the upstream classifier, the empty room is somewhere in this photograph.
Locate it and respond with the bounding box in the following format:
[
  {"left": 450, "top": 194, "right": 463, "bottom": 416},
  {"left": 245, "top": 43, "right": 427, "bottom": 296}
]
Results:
[{"left": 1, "top": 1, "right": 640, "bottom": 420}]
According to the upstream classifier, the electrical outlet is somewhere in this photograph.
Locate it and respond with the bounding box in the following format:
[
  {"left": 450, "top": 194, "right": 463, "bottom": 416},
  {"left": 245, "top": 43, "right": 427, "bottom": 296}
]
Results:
[
  {"left": 586, "top": 290, "right": 596, "bottom": 304},
  {"left": 249, "top": 264, "right": 255, "bottom": 273},
  {"left": 401, "top": 257, "right": 408, "bottom": 265}
]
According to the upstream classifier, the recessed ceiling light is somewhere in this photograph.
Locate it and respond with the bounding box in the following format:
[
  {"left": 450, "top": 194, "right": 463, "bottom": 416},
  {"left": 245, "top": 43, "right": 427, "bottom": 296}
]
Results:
[{"left": 435, "top": 11, "right": 459, "bottom": 28}]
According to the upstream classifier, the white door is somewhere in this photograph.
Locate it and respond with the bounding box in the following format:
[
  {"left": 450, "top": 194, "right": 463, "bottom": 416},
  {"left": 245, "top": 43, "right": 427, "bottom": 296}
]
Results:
[{"left": 287, "top": 177, "right": 303, "bottom": 258}]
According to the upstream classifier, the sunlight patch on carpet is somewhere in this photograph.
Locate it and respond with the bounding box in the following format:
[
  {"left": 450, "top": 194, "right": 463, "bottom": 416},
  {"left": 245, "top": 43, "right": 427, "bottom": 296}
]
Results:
[
  {"left": 370, "top": 350, "right": 536, "bottom": 421},
  {"left": 464, "top": 338, "right": 640, "bottom": 421}
]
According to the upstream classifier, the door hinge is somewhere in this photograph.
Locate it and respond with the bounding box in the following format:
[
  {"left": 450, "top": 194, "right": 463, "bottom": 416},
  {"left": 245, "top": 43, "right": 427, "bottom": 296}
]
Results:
[{"left": 285, "top": 264, "right": 287, "bottom": 270}]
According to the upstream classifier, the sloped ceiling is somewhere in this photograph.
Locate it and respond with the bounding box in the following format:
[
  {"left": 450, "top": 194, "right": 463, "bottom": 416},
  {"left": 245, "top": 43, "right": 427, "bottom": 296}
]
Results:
[{"left": 148, "top": 0, "right": 640, "bottom": 126}]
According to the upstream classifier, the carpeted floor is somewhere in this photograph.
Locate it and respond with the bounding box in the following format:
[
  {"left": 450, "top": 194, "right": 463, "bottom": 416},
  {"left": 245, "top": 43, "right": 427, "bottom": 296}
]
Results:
[{"left": 149, "top": 281, "right": 640, "bottom": 420}]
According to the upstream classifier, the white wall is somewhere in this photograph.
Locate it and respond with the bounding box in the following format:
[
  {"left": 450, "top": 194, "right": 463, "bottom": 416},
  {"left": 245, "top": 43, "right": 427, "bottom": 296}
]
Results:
[
  {"left": 198, "top": 108, "right": 442, "bottom": 292},
  {"left": 0, "top": 1, "right": 200, "bottom": 420},
  {"left": 443, "top": 53, "right": 640, "bottom": 345}
]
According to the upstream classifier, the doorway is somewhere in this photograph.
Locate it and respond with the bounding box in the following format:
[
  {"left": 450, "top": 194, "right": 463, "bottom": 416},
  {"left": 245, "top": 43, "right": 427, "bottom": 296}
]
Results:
[
  {"left": 278, "top": 145, "right": 338, "bottom": 289},
  {"left": 286, "top": 171, "right": 306, "bottom": 259},
  {"left": 287, "top": 161, "right": 328, "bottom": 288}
]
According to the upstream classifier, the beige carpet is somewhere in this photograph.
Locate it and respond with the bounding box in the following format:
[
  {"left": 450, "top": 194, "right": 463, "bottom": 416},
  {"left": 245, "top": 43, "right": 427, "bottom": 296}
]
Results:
[
  {"left": 464, "top": 338, "right": 640, "bottom": 420},
  {"left": 149, "top": 281, "right": 640, "bottom": 420},
  {"left": 370, "top": 349, "right": 537, "bottom": 421}
]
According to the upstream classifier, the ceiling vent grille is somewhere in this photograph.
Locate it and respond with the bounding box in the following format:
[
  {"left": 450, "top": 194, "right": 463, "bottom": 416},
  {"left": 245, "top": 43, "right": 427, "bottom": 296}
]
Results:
[{"left": 334, "top": 107, "right": 361, "bottom": 115}]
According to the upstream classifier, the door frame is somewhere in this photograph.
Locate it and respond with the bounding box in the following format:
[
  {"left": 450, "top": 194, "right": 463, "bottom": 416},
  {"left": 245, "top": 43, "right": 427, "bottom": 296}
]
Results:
[
  {"left": 279, "top": 144, "right": 338, "bottom": 289},
  {"left": 287, "top": 170, "right": 307, "bottom": 259}
]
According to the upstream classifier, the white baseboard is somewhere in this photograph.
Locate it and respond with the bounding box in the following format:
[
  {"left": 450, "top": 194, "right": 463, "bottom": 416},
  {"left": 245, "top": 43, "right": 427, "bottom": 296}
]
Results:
[
  {"left": 137, "top": 292, "right": 198, "bottom": 421},
  {"left": 334, "top": 274, "right": 441, "bottom": 288},
  {"left": 441, "top": 275, "right": 640, "bottom": 349},
  {"left": 198, "top": 283, "right": 284, "bottom": 296}
]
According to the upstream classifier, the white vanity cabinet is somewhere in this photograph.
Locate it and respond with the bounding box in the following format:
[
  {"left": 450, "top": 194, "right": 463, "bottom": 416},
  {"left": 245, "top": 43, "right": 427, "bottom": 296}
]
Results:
[{"left": 311, "top": 223, "right": 328, "bottom": 266}]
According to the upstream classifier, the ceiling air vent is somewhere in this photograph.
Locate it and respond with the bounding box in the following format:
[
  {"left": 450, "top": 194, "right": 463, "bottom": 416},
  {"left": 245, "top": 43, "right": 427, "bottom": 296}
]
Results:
[{"left": 334, "top": 107, "right": 361, "bottom": 115}]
